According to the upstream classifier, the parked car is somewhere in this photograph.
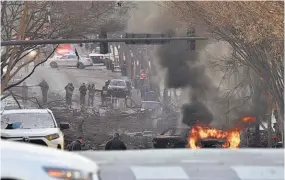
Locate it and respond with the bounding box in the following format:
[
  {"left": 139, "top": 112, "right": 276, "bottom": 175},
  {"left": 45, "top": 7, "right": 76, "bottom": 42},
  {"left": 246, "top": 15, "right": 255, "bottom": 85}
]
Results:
[
  {"left": 48, "top": 54, "right": 93, "bottom": 69},
  {"left": 1, "top": 140, "right": 100, "bottom": 180},
  {"left": 1, "top": 109, "right": 70, "bottom": 150},
  {"left": 141, "top": 101, "right": 163, "bottom": 118},
  {"left": 107, "top": 79, "right": 131, "bottom": 98}
]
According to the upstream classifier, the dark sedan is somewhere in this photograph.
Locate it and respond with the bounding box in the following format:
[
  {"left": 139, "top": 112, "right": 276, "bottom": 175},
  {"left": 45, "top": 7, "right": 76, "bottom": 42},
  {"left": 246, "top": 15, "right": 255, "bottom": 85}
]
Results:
[
  {"left": 107, "top": 79, "right": 131, "bottom": 98},
  {"left": 153, "top": 127, "right": 228, "bottom": 149}
]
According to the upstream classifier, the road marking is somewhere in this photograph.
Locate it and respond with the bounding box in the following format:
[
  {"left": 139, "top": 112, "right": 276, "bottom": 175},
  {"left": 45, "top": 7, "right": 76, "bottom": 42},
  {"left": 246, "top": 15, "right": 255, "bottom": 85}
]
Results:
[
  {"left": 131, "top": 166, "right": 189, "bottom": 180},
  {"left": 181, "top": 159, "right": 221, "bottom": 164},
  {"left": 232, "top": 166, "right": 284, "bottom": 180}
]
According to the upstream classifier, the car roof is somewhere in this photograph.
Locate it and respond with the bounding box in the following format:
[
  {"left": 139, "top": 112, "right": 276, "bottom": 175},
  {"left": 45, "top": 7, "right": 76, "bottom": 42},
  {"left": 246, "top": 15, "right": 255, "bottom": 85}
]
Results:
[
  {"left": 89, "top": 53, "right": 107, "bottom": 56},
  {"left": 1, "top": 109, "right": 51, "bottom": 115}
]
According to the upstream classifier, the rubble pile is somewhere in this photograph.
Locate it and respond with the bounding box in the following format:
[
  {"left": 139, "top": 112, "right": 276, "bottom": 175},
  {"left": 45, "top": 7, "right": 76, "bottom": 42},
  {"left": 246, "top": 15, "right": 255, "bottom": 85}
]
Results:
[{"left": 52, "top": 105, "right": 169, "bottom": 150}]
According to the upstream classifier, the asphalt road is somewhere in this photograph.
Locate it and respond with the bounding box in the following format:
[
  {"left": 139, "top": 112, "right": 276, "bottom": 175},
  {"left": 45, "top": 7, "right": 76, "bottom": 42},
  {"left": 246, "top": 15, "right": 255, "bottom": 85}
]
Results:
[
  {"left": 22, "top": 64, "right": 141, "bottom": 106},
  {"left": 80, "top": 149, "right": 284, "bottom": 180},
  {"left": 25, "top": 65, "right": 119, "bottom": 95}
]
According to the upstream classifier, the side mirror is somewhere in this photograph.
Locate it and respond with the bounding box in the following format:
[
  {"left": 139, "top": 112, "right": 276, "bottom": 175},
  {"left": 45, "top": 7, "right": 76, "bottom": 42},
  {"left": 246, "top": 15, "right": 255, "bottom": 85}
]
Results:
[{"left": 59, "top": 122, "right": 70, "bottom": 130}]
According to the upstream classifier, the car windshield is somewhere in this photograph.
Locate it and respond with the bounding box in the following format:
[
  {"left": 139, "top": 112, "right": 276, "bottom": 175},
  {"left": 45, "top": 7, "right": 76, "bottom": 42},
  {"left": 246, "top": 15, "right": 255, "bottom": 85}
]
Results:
[
  {"left": 110, "top": 80, "right": 126, "bottom": 87},
  {"left": 173, "top": 128, "right": 188, "bottom": 136},
  {"left": 1, "top": 113, "right": 56, "bottom": 129}
]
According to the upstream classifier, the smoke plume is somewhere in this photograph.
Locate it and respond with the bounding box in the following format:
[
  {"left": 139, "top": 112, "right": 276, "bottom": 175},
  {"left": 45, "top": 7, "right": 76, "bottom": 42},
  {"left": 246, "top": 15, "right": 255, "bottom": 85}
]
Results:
[
  {"left": 123, "top": 2, "right": 271, "bottom": 130},
  {"left": 125, "top": 2, "right": 223, "bottom": 127},
  {"left": 155, "top": 36, "right": 216, "bottom": 126}
]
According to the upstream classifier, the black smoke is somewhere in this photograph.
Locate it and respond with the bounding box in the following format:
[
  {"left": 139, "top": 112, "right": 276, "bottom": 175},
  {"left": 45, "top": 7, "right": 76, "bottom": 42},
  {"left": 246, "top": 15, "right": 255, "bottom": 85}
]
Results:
[{"left": 156, "top": 35, "right": 215, "bottom": 126}]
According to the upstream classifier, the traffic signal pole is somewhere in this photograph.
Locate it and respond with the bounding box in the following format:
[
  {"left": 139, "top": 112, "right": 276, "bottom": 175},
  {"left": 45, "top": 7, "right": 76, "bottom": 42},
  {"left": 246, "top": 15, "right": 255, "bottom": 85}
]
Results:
[{"left": 1, "top": 37, "right": 208, "bottom": 46}]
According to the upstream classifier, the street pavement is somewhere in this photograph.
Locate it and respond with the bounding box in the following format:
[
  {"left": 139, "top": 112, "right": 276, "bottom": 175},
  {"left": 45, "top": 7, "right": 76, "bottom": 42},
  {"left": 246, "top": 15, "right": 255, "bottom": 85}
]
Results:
[
  {"left": 21, "top": 64, "right": 142, "bottom": 106},
  {"left": 80, "top": 149, "right": 284, "bottom": 180}
]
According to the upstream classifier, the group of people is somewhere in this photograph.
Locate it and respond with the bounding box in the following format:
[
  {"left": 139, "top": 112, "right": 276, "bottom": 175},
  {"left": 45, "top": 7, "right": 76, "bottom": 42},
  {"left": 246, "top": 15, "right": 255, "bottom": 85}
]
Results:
[
  {"left": 22, "top": 80, "right": 99, "bottom": 107},
  {"left": 68, "top": 133, "right": 127, "bottom": 151},
  {"left": 65, "top": 83, "right": 96, "bottom": 107}
]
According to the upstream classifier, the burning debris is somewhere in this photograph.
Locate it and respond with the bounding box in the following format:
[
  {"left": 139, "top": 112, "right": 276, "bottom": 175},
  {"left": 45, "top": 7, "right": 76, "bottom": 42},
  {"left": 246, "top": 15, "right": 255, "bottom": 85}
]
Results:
[{"left": 242, "top": 116, "right": 256, "bottom": 123}]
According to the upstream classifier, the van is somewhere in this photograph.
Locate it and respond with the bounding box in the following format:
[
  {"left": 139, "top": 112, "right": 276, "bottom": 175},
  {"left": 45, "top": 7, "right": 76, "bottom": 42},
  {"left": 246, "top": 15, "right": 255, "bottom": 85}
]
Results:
[{"left": 89, "top": 53, "right": 109, "bottom": 65}]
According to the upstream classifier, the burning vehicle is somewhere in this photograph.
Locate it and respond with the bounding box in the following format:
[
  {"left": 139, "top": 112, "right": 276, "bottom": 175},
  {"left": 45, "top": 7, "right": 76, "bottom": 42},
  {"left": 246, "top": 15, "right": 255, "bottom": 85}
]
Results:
[
  {"left": 153, "top": 126, "right": 240, "bottom": 149},
  {"left": 188, "top": 125, "right": 240, "bottom": 149}
]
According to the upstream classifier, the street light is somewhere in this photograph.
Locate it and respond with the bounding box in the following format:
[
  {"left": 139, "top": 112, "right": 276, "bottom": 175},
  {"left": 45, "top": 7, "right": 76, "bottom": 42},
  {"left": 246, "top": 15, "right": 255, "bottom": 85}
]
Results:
[{"left": 29, "top": 50, "right": 37, "bottom": 58}]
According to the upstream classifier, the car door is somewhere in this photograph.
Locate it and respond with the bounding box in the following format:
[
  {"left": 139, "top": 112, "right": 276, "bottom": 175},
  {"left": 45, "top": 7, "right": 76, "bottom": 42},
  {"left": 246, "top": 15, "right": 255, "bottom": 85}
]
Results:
[
  {"left": 57, "top": 55, "right": 69, "bottom": 66},
  {"left": 66, "top": 55, "right": 78, "bottom": 67}
]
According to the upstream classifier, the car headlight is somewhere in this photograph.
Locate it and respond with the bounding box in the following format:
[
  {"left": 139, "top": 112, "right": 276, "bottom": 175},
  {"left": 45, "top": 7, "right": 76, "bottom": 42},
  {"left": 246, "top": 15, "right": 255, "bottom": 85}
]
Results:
[
  {"left": 43, "top": 167, "right": 96, "bottom": 180},
  {"left": 45, "top": 133, "right": 60, "bottom": 141}
]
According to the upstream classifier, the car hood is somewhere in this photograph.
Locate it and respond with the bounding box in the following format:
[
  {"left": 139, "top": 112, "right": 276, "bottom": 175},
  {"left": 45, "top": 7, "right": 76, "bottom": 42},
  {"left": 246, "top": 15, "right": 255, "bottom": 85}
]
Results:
[
  {"left": 1, "top": 128, "right": 59, "bottom": 137},
  {"left": 1, "top": 140, "right": 99, "bottom": 173}
]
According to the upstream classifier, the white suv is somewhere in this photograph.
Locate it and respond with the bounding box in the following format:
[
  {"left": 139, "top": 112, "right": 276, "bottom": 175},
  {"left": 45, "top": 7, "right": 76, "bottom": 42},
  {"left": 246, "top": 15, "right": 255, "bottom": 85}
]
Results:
[
  {"left": 48, "top": 54, "right": 93, "bottom": 69},
  {"left": 1, "top": 109, "right": 69, "bottom": 150},
  {"left": 1, "top": 141, "right": 100, "bottom": 180}
]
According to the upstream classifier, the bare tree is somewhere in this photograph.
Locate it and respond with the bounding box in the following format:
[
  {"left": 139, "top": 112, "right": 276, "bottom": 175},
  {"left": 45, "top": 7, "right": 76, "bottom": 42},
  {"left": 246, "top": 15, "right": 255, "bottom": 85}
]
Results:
[{"left": 1, "top": 1, "right": 134, "bottom": 94}]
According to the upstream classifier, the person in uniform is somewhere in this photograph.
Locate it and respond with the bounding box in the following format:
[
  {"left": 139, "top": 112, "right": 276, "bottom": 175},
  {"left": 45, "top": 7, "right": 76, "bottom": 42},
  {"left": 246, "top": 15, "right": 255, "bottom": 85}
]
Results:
[
  {"left": 101, "top": 81, "right": 110, "bottom": 106},
  {"left": 88, "top": 84, "right": 96, "bottom": 107},
  {"left": 39, "top": 80, "right": 49, "bottom": 104},
  {"left": 68, "top": 137, "right": 83, "bottom": 151},
  {"left": 79, "top": 83, "right": 87, "bottom": 106},
  {"left": 65, "top": 83, "right": 74, "bottom": 106}
]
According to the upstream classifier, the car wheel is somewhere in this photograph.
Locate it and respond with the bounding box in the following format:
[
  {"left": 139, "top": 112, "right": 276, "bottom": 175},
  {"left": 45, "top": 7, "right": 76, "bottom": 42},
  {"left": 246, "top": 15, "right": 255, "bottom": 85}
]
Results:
[
  {"left": 50, "top": 62, "right": 58, "bottom": 68},
  {"left": 77, "top": 62, "right": 85, "bottom": 69}
]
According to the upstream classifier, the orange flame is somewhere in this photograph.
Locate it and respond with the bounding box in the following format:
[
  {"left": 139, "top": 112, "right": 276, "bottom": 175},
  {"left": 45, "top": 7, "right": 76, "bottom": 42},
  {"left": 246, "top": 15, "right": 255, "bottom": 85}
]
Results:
[
  {"left": 188, "top": 125, "right": 240, "bottom": 149},
  {"left": 242, "top": 116, "right": 256, "bottom": 123}
]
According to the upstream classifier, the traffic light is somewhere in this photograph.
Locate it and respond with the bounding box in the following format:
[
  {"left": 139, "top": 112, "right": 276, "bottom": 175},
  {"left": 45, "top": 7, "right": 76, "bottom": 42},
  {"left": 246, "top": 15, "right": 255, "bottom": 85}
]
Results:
[
  {"left": 99, "top": 28, "right": 108, "bottom": 54},
  {"left": 187, "top": 28, "right": 195, "bottom": 51}
]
